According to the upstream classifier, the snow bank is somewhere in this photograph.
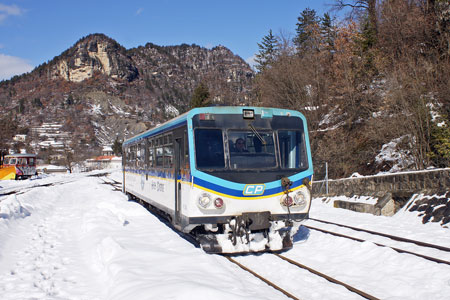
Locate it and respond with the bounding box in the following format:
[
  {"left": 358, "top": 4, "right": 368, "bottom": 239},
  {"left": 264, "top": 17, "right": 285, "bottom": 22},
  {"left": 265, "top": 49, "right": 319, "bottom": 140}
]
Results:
[
  {"left": 0, "top": 195, "right": 31, "bottom": 220},
  {"left": 0, "top": 170, "right": 449, "bottom": 299}
]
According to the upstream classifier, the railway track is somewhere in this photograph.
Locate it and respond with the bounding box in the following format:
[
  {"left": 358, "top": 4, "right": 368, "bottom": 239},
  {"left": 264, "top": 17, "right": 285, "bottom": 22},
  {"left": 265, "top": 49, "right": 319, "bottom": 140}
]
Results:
[
  {"left": 98, "top": 177, "right": 122, "bottom": 191},
  {"left": 309, "top": 218, "right": 450, "bottom": 252},
  {"left": 0, "top": 171, "right": 115, "bottom": 197},
  {"left": 223, "top": 218, "right": 450, "bottom": 299},
  {"left": 304, "top": 218, "right": 450, "bottom": 266},
  {"left": 0, "top": 179, "right": 77, "bottom": 197},
  {"left": 225, "top": 254, "right": 380, "bottom": 300}
]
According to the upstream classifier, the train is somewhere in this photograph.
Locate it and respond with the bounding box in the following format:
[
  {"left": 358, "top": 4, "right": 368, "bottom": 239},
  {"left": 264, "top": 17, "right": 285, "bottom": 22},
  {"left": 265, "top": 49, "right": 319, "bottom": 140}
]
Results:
[
  {"left": 122, "top": 106, "right": 313, "bottom": 253},
  {"left": 0, "top": 153, "right": 38, "bottom": 180}
]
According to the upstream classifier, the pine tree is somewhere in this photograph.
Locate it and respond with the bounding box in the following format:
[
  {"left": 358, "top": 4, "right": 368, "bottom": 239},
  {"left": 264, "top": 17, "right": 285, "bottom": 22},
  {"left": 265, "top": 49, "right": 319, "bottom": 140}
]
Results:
[
  {"left": 190, "top": 82, "right": 211, "bottom": 108},
  {"left": 321, "top": 13, "right": 336, "bottom": 51},
  {"left": 294, "top": 8, "right": 319, "bottom": 52},
  {"left": 66, "top": 94, "right": 74, "bottom": 106},
  {"left": 112, "top": 137, "right": 123, "bottom": 155},
  {"left": 18, "top": 98, "right": 26, "bottom": 114},
  {"left": 255, "top": 29, "right": 279, "bottom": 72}
]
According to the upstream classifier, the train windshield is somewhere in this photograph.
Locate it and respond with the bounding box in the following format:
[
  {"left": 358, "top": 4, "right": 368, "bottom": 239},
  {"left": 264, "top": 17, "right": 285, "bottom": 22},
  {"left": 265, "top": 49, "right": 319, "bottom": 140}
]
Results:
[
  {"left": 194, "top": 128, "right": 308, "bottom": 171},
  {"left": 6, "top": 158, "right": 16, "bottom": 165},
  {"left": 228, "top": 130, "right": 277, "bottom": 169},
  {"left": 195, "top": 129, "right": 226, "bottom": 169}
]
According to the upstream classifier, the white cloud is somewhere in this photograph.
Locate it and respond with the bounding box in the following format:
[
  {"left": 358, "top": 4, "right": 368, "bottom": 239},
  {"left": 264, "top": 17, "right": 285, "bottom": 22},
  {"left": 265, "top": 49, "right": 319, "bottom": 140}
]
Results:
[
  {"left": 0, "top": 54, "right": 33, "bottom": 81},
  {"left": 245, "top": 54, "right": 257, "bottom": 70},
  {"left": 0, "top": 4, "right": 24, "bottom": 23},
  {"left": 135, "top": 8, "right": 144, "bottom": 15}
]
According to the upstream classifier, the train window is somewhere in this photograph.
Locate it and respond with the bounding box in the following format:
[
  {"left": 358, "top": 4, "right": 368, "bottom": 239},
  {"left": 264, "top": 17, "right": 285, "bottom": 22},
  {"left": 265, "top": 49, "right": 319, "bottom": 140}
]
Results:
[
  {"left": 195, "top": 129, "right": 225, "bottom": 169},
  {"left": 29, "top": 158, "right": 35, "bottom": 165},
  {"left": 156, "top": 147, "right": 164, "bottom": 167},
  {"left": 130, "top": 145, "right": 137, "bottom": 166},
  {"left": 139, "top": 142, "right": 146, "bottom": 168},
  {"left": 126, "top": 147, "right": 131, "bottom": 166},
  {"left": 164, "top": 146, "right": 173, "bottom": 168},
  {"left": 184, "top": 131, "right": 189, "bottom": 169},
  {"left": 9, "top": 158, "right": 17, "bottom": 164},
  {"left": 278, "top": 130, "right": 308, "bottom": 170},
  {"left": 148, "top": 139, "right": 154, "bottom": 168},
  {"left": 228, "top": 130, "right": 276, "bottom": 169},
  {"left": 149, "top": 147, "right": 154, "bottom": 168}
]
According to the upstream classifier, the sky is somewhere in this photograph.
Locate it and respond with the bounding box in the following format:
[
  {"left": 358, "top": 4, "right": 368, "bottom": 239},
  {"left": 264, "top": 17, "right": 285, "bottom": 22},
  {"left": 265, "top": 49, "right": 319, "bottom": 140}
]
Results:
[
  {"left": 0, "top": 169, "right": 449, "bottom": 299},
  {"left": 0, "top": 0, "right": 334, "bottom": 81}
]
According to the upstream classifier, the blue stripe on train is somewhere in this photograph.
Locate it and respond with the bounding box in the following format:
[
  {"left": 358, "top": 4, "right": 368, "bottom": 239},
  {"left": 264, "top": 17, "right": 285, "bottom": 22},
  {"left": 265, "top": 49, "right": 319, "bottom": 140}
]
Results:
[
  {"left": 125, "top": 168, "right": 313, "bottom": 198},
  {"left": 192, "top": 175, "right": 312, "bottom": 198}
]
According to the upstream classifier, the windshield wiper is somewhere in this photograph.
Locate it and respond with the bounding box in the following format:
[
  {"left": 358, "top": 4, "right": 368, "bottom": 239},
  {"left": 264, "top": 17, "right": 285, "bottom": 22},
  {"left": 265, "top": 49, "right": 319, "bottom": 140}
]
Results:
[{"left": 248, "top": 124, "right": 266, "bottom": 145}]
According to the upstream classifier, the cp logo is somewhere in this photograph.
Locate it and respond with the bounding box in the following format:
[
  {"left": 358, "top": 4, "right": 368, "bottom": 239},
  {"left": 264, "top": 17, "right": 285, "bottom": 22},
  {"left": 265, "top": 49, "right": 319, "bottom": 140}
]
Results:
[{"left": 243, "top": 184, "right": 266, "bottom": 196}]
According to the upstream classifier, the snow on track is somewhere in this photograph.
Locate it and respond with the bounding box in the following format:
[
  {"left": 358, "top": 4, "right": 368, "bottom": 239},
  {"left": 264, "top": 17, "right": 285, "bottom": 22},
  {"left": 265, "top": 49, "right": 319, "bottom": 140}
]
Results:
[
  {"left": 1, "top": 171, "right": 449, "bottom": 299},
  {"left": 0, "top": 173, "right": 288, "bottom": 299}
]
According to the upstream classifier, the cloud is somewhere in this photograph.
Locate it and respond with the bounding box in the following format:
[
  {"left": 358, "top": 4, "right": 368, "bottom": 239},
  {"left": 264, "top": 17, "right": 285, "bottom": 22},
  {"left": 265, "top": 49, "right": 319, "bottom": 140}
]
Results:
[
  {"left": 0, "top": 54, "right": 33, "bottom": 81},
  {"left": 136, "top": 8, "right": 144, "bottom": 15},
  {"left": 0, "top": 4, "right": 24, "bottom": 23}
]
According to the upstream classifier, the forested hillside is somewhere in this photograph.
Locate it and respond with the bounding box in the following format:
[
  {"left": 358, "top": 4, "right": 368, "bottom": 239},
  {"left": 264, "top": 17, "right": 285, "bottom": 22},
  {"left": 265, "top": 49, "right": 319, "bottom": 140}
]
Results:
[
  {"left": 0, "top": 34, "right": 253, "bottom": 164},
  {"left": 254, "top": 0, "right": 450, "bottom": 178}
]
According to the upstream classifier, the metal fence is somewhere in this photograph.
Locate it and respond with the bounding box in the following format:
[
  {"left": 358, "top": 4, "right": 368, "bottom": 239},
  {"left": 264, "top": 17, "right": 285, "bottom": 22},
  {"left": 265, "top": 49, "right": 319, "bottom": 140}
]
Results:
[{"left": 313, "top": 161, "right": 329, "bottom": 195}]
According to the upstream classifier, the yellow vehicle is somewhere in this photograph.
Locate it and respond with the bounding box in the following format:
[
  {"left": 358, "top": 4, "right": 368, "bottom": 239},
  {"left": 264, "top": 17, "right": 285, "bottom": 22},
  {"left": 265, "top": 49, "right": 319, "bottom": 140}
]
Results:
[{"left": 0, "top": 154, "right": 37, "bottom": 180}]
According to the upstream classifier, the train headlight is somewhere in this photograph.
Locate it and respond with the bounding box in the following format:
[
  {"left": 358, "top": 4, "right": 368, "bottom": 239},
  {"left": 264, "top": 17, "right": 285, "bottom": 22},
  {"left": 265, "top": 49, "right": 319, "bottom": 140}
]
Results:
[
  {"left": 280, "top": 194, "right": 294, "bottom": 207},
  {"left": 294, "top": 188, "right": 310, "bottom": 210},
  {"left": 198, "top": 193, "right": 212, "bottom": 208},
  {"left": 214, "top": 197, "right": 224, "bottom": 209}
]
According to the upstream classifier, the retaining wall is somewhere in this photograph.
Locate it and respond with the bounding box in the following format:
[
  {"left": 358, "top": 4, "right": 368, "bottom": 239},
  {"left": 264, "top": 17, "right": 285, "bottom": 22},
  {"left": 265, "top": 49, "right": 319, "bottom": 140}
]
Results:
[
  {"left": 312, "top": 168, "right": 450, "bottom": 197},
  {"left": 311, "top": 168, "right": 450, "bottom": 218}
]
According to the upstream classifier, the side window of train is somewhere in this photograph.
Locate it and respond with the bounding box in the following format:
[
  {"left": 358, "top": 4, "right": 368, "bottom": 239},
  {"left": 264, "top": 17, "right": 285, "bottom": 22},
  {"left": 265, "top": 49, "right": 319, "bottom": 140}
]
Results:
[
  {"left": 184, "top": 130, "right": 189, "bottom": 169},
  {"left": 130, "top": 145, "right": 137, "bottom": 167},
  {"left": 126, "top": 147, "right": 131, "bottom": 167},
  {"left": 147, "top": 138, "right": 154, "bottom": 168},
  {"left": 139, "top": 142, "right": 146, "bottom": 169},
  {"left": 156, "top": 136, "right": 164, "bottom": 168},
  {"left": 164, "top": 134, "right": 173, "bottom": 169},
  {"left": 278, "top": 130, "right": 309, "bottom": 169}
]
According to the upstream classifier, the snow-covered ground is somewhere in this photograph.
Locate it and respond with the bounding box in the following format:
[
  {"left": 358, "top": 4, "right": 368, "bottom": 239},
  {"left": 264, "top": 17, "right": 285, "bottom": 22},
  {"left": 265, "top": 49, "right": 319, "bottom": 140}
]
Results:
[{"left": 0, "top": 170, "right": 449, "bottom": 299}]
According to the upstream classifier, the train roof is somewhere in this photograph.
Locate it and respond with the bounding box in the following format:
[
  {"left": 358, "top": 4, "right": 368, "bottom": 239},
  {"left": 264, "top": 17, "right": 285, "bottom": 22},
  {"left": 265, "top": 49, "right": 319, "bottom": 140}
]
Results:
[
  {"left": 123, "top": 106, "right": 306, "bottom": 146},
  {"left": 4, "top": 153, "right": 37, "bottom": 158}
]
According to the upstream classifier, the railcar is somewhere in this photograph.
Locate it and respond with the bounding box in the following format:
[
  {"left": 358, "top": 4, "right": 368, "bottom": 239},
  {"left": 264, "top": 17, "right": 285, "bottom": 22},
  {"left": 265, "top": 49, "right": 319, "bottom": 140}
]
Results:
[
  {"left": 0, "top": 153, "right": 37, "bottom": 180},
  {"left": 122, "top": 106, "right": 313, "bottom": 253}
]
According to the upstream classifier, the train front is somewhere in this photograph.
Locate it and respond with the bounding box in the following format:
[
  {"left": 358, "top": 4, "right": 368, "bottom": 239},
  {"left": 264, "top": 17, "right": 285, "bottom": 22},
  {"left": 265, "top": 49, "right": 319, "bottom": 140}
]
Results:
[{"left": 187, "top": 107, "right": 313, "bottom": 253}]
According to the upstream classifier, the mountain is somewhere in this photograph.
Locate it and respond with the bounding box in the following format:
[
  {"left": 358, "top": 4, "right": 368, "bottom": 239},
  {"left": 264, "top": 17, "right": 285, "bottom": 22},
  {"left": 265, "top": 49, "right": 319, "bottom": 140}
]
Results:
[{"left": 0, "top": 33, "right": 254, "bottom": 161}]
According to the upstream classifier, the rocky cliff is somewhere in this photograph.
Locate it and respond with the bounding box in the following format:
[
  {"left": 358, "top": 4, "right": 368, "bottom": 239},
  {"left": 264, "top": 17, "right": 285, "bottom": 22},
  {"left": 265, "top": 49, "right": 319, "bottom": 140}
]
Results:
[{"left": 0, "top": 33, "right": 254, "bottom": 160}]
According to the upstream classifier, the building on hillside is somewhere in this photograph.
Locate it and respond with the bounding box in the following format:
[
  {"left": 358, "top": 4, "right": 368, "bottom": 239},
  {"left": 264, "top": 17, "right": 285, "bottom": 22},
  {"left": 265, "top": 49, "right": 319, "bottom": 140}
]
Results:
[
  {"left": 31, "top": 123, "right": 70, "bottom": 151},
  {"left": 85, "top": 155, "right": 122, "bottom": 171},
  {"left": 13, "top": 134, "right": 27, "bottom": 142},
  {"left": 102, "top": 146, "right": 113, "bottom": 156}
]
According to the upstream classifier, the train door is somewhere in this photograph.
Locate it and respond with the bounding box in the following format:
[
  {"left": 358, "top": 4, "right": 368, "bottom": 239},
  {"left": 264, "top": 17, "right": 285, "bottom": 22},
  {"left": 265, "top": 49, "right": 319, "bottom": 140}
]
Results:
[{"left": 173, "top": 128, "right": 184, "bottom": 225}]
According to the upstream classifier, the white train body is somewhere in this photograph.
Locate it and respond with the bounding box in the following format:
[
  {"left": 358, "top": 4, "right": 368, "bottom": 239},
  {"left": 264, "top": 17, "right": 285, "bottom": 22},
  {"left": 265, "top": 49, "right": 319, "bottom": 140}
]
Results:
[{"left": 123, "top": 107, "right": 314, "bottom": 253}]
